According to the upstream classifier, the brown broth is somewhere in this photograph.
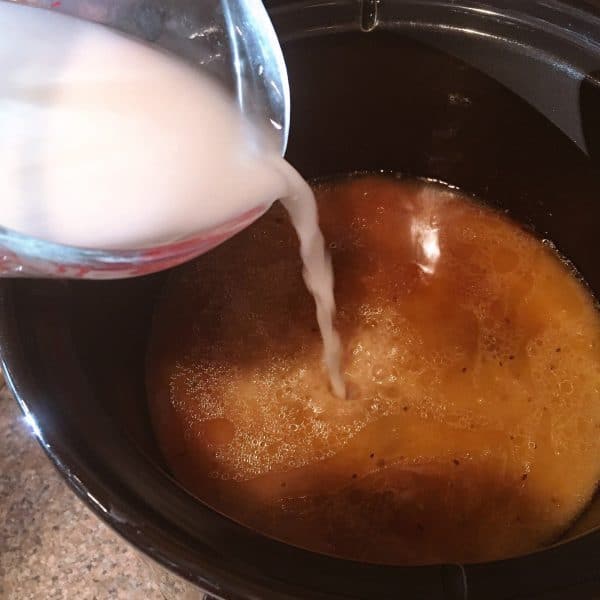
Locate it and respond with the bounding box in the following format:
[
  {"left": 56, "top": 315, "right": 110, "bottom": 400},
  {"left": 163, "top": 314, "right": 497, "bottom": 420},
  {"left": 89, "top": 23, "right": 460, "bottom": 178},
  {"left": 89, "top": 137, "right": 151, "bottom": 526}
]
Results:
[{"left": 146, "top": 174, "right": 600, "bottom": 564}]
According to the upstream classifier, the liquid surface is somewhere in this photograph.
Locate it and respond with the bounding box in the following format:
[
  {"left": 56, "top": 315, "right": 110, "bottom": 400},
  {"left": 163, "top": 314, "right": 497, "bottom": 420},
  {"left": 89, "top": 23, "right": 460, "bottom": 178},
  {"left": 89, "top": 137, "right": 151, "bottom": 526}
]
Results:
[{"left": 147, "top": 175, "right": 600, "bottom": 564}]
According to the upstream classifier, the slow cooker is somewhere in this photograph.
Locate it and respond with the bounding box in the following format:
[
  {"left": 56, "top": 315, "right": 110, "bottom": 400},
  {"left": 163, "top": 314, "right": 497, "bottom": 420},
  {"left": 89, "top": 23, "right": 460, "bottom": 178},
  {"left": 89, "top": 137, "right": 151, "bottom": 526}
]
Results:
[{"left": 2, "top": 1, "right": 600, "bottom": 598}]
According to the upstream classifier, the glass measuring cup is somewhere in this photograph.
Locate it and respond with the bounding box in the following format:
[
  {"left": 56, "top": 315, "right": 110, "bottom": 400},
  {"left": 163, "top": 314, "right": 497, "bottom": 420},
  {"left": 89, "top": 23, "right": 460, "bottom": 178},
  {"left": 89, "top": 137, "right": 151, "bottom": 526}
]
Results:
[{"left": 0, "top": 0, "right": 289, "bottom": 278}]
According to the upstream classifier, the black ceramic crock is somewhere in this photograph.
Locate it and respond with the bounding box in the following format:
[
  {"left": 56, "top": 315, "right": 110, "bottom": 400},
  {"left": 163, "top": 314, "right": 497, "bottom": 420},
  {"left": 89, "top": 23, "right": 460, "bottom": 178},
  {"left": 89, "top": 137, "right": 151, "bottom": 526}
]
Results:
[{"left": 2, "top": 1, "right": 600, "bottom": 598}]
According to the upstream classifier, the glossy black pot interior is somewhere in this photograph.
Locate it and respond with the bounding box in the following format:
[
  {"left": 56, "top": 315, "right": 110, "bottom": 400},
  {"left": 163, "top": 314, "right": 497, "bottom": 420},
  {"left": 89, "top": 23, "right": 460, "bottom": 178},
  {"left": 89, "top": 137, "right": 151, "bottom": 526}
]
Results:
[{"left": 2, "top": 2, "right": 600, "bottom": 599}]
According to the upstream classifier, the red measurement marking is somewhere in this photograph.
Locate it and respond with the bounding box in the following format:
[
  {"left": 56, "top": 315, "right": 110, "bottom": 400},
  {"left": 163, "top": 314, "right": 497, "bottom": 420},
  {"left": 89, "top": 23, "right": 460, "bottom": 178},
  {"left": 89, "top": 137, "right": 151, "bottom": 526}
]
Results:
[
  {"left": 51, "top": 1, "right": 61, "bottom": 8},
  {"left": 74, "top": 266, "right": 91, "bottom": 278}
]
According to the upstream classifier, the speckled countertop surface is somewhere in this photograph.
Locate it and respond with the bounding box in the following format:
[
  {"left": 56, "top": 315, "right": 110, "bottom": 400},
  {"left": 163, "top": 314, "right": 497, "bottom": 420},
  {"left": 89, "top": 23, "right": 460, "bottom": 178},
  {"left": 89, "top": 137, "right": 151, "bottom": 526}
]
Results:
[{"left": 0, "top": 382, "right": 171, "bottom": 600}]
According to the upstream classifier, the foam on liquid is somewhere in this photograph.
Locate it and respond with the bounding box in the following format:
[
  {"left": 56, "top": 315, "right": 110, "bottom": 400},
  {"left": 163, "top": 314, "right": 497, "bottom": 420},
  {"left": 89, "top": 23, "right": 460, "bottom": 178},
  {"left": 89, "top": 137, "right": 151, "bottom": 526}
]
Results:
[{"left": 0, "top": 3, "right": 344, "bottom": 395}]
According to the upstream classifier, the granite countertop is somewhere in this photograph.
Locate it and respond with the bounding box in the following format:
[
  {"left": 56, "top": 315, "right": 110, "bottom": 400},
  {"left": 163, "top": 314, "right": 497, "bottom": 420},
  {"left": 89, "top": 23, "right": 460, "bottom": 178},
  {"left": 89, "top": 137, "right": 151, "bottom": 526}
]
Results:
[{"left": 0, "top": 382, "right": 174, "bottom": 600}]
